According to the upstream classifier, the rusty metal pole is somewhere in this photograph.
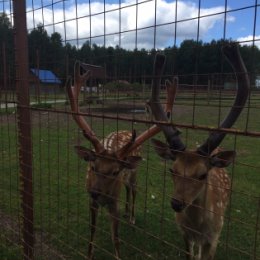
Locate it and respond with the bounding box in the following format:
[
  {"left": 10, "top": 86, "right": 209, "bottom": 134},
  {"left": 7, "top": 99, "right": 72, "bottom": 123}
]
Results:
[{"left": 13, "top": 1, "right": 34, "bottom": 260}]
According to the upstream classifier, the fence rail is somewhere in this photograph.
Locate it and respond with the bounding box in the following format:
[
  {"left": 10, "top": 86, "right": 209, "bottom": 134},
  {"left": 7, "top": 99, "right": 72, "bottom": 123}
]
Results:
[{"left": 1, "top": 1, "right": 260, "bottom": 260}]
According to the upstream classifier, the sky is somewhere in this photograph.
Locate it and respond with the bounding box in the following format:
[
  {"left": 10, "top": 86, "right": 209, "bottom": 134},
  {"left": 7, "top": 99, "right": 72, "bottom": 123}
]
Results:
[{"left": 2, "top": 0, "right": 260, "bottom": 49}]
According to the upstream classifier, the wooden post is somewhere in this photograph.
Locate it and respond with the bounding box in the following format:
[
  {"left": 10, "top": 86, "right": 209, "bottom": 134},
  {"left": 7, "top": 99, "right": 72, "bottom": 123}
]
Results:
[{"left": 13, "top": 1, "right": 34, "bottom": 259}]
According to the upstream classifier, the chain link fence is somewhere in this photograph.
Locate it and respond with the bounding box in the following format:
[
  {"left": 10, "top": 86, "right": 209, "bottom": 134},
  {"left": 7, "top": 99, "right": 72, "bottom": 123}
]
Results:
[{"left": 1, "top": 0, "right": 260, "bottom": 259}]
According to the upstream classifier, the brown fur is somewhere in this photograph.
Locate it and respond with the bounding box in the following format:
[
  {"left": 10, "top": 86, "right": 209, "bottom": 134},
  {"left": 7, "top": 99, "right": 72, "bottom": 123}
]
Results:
[
  {"left": 173, "top": 151, "right": 231, "bottom": 260},
  {"left": 86, "top": 130, "right": 141, "bottom": 218},
  {"left": 152, "top": 140, "right": 235, "bottom": 260},
  {"left": 79, "top": 130, "right": 142, "bottom": 260}
]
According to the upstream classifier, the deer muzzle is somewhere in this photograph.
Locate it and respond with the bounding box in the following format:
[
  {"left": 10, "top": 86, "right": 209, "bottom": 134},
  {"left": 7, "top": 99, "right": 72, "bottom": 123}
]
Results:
[{"left": 171, "top": 198, "right": 186, "bottom": 212}]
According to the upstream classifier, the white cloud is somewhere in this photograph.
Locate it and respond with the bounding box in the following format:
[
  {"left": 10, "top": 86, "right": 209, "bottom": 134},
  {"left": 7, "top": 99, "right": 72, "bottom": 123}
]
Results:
[
  {"left": 26, "top": 0, "right": 235, "bottom": 49},
  {"left": 237, "top": 35, "right": 260, "bottom": 49}
]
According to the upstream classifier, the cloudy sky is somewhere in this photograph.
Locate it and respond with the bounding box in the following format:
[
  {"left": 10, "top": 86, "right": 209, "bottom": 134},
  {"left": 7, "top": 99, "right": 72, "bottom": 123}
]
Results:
[{"left": 8, "top": 0, "right": 260, "bottom": 49}]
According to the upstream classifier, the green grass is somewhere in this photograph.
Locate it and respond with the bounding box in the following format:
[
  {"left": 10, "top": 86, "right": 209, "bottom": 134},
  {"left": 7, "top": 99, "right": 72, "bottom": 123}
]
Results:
[
  {"left": 0, "top": 107, "right": 16, "bottom": 115},
  {"left": 0, "top": 93, "right": 260, "bottom": 260},
  {"left": 0, "top": 240, "right": 21, "bottom": 260}
]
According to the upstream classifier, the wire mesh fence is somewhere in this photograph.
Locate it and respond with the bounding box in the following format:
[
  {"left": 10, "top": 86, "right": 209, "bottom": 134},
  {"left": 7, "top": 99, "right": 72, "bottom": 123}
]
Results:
[{"left": 1, "top": 0, "right": 260, "bottom": 260}]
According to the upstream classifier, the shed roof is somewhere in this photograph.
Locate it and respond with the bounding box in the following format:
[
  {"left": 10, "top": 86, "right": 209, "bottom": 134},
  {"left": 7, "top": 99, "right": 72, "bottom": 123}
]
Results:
[
  {"left": 80, "top": 63, "right": 105, "bottom": 79},
  {"left": 31, "top": 69, "right": 61, "bottom": 84}
]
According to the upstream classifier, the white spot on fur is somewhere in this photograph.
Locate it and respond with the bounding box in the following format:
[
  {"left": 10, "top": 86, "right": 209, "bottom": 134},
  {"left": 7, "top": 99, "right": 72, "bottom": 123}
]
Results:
[{"left": 216, "top": 201, "right": 223, "bottom": 208}]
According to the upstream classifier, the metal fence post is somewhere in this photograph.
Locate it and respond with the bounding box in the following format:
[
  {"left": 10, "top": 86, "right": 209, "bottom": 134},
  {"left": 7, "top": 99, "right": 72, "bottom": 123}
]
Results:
[{"left": 13, "top": 1, "right": 34, "bottom": 260}]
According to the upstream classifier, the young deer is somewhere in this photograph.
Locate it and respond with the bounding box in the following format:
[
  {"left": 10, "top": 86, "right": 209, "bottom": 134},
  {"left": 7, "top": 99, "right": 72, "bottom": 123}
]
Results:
[
  {"left": 150, "top": 45, "right": 249, "bottom": 260},
  {"left": 67, "top": 55, "right": 176, "bottom": 260}
]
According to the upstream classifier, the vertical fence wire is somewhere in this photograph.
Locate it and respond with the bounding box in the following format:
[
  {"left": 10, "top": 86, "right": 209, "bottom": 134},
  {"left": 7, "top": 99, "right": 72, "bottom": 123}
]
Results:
[{"left": 1, "top": 0, "right": 260, "bottom": 260}]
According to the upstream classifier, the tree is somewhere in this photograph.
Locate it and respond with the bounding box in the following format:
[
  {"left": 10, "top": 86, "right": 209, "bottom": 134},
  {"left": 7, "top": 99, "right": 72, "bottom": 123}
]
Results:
[
  {"left": 1, "top": 13, "right": 259, "bottom": 88},
  {"left": 0, "top": 12, "right": 12, "bottom": 40},
  {"left": 49, "top": 32, "right": 65, "bottom": 75},
  {"left": 28, "top": 24, "right": 51, "bottom": 68},
  {"left": 0, "top": 13, "right": 14, "bottom": 89}
]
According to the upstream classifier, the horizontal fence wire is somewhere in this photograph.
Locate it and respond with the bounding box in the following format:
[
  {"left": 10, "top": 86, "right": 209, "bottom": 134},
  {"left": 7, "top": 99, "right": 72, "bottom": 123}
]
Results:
[{"left": 1, "top": 0, "right": 260, "bottom": 260}]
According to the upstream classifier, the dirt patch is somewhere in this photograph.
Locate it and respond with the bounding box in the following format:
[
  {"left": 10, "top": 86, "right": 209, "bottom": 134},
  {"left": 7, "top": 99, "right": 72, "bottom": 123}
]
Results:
[
  {"left": 0, "top": 103, "right": 193, "bottom": 134},
  {"left": 0, "top": 209, "right": 67, "bottom": 260}
]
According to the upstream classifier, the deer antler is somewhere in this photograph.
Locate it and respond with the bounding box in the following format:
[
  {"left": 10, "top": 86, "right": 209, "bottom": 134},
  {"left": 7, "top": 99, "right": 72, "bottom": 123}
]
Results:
[
  {"left": 68, "top": 55, "right": 178, "bottom": 158},
  {"left": 149, "top": 44, "right": 249, "bottom": 156},
  {"left": 197, "top": 43, "right": 250, "bottom": 155},
  {"left": 148, "top": 54, "right": 186, "bottom": 152},
  {"left": 117, "top": 54, "right": 178, "bottom": 158},
  {"left": 67, "top": 61, "right": 105, "bottom": 153}
]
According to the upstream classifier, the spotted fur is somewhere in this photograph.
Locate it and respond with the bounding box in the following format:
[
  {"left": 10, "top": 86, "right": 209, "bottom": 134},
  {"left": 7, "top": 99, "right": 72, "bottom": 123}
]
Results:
[
  {"left": 152, "top": 140, "right": 234, "bottom": 260},
  {"left": 85, "top": 130, "right": 142, "bottom": 222},
  {"left": 86, "top": 130, "right": 141, "bottom": 191},
  {"left": 175, "top": 163, "right": 231, "bottom": 260},
  {"left": 80, "top": 130, "right": 144, "bottom": 259}
]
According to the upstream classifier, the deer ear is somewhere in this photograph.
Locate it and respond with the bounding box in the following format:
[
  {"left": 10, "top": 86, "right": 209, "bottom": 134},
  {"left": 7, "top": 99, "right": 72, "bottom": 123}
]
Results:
[
  {"left": 74, "top": 146, "right": 97, "bottom": 161},
  {"left": 210, "top": 151, "right": 236, "bottom": 168},
  {"left": 151, "top": 139, "right": 176, "bottom": 160},
  {"left": 122, "top": 156, "right": 142, "bottom": 169}
]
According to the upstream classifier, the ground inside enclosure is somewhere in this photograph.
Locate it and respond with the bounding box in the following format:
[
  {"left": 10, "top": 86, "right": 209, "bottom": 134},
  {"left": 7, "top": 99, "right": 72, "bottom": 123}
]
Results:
[{"left": 1, "top": 91, "right": 260, "bottom": 260}]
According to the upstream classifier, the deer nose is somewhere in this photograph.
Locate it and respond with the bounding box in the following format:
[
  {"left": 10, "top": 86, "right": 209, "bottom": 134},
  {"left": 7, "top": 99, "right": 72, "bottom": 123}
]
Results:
[{"left": 171, "top": 198, "right": 185, "bottom": 212}]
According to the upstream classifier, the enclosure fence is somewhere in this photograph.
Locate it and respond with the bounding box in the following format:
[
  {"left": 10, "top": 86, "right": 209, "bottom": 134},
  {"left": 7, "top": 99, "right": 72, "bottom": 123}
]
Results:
[{"left": 1, "top": 0, "right": 260, "bottom": 260}]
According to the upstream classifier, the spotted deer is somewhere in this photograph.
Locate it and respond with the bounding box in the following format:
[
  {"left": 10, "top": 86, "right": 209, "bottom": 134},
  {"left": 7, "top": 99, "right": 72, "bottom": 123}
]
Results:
[
  {"left": 150, "top": 45, "right": 249, "bottom": 260},
  {"left": 67, "top": 55, "right": 176, "bottom": 260}
]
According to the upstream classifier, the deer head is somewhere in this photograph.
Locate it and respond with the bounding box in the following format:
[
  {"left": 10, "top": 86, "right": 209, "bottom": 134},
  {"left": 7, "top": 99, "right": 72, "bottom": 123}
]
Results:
[
  {"left": 75, "top": 136, "right": 142, "bottom": 203},
  {"left": 152, "top": 139, "right": 236, "bottom": 212},
  {"left": 150, "top": 44, "right": 249, "bottom": 212}
]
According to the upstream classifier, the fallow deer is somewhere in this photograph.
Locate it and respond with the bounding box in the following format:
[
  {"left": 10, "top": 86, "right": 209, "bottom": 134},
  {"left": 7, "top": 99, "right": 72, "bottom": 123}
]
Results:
[
  {"left": 67, "top": 55, "right": 176, "bottom": 260},
  {"left": 150, "top": 45, "right": 249, "bottom": 260}
]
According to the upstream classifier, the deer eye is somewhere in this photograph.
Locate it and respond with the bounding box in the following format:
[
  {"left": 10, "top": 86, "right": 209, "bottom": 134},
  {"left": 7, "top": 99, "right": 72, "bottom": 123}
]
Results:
[{"left": 198, "top": 173, "right": 208, "bottom": 180}]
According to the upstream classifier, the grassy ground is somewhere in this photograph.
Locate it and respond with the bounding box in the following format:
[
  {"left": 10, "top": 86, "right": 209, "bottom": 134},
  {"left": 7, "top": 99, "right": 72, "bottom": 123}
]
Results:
[{"left": 0, "top": 92, "right": 260, "bottom": 260}]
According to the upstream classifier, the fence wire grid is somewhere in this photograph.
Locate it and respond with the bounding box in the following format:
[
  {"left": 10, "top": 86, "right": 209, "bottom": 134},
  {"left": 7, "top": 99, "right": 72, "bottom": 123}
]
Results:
[{"left": 1, "top": 0, "right": 260, "bottom": 260}]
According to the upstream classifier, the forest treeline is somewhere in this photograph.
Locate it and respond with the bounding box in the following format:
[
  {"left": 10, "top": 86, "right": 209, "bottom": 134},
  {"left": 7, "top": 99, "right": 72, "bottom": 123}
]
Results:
[{"left": 1, "top": 12, "right": 260, "bottom": 86}]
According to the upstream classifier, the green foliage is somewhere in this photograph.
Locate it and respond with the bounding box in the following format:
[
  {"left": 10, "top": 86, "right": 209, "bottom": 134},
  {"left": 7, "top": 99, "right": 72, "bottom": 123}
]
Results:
[
  {"left": 0, "top": 12, "right": 12, "bottom": 40},
  {"left": 0, "top": 12, "right": 15, "bottom": 84},
  {"left": 31, "top": 102, "right": 52, "bottom": 109},
  {"left": 0, "top": 242, "right": 21, "bottom": 260},
  {"left": 0, "top": 107, "right": 15, "bottom": 115},
  {"left": 28, "top": 24, "right": 66, "bottom": 77},
  {"left": 1, "top": 12, "right": 260, "bottom": 89}
]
